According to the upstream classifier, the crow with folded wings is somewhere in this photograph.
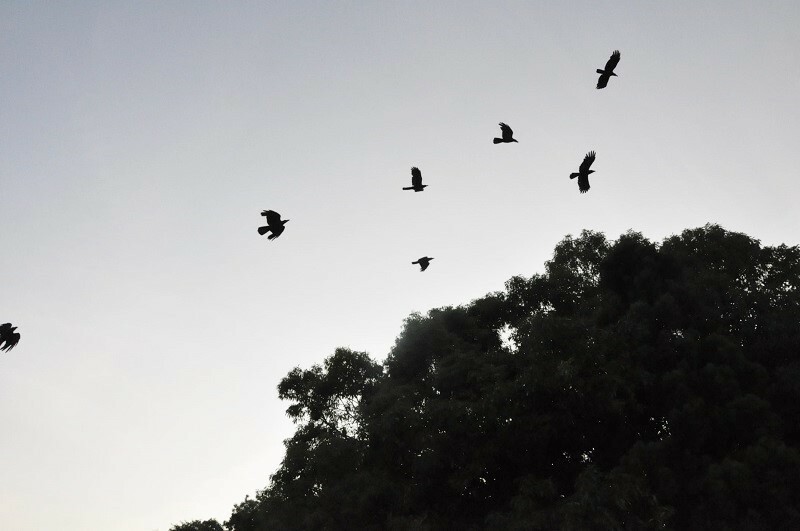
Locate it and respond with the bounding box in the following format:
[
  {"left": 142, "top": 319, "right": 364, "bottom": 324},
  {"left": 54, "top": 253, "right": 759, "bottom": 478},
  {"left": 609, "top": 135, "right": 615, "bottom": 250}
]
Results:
[
  {"left": 258, "top": 210, "right": 289, "bottom": 240},
  {"left": 570, "top": 151, "right": 596, "bottom": 193}
]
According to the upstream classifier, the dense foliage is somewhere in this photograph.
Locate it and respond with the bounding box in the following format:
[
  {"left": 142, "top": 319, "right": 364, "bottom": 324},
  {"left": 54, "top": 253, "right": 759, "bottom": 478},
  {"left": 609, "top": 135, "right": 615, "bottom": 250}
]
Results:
[
  {"left": 179, "top": 225, "right": 800, "bottom": 530},
  {"left": 169, "top": 519, "right": 224, "bottom": 531}
]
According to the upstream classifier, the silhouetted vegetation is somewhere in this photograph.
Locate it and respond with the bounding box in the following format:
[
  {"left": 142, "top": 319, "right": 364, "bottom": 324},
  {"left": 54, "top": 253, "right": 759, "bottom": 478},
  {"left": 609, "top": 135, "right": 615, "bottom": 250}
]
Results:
[
  {"left": 178, "top": 225, "right": 800, "bottom": 530},
  {"left": 169, "top": 519, "right": 224, "bottom": 531}
]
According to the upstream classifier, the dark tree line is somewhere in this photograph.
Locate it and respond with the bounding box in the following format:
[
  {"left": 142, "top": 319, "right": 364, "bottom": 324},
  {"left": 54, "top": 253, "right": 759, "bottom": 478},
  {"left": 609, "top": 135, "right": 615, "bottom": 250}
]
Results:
[{"left": 174, "top": 224, "right": 800, "bottom": 530}]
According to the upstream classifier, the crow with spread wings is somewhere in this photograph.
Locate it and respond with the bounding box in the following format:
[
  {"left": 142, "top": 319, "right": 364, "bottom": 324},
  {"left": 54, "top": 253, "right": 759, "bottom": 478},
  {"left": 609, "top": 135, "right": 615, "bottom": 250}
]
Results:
[
  {"left": 0, "top": 323, "right": 20, "bottom": 352},
  {"left": 596, "top": 50, "right": 621, "bottom": 89},
  {"left": 493, "top": 122, "right": 518, "bottom": 144},
  {"left": 258, "top": 210, "right": 289, "bottom": 240},
  {"left": 570, "top": 151, "right": 597, "bottom": 193},
  {"left": 403, "top": 167, "right": 427, "bottom": 192}
]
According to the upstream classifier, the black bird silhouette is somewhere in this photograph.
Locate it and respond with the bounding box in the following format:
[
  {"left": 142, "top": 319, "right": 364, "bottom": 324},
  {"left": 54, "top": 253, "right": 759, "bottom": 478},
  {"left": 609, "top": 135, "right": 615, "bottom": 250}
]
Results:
[
  {"left": 412, "top": 257, "right": 434, "bottom": 271},
  {"left": 403, "top": 167, "right": 427, "bottom": 192},
  {"left": 0, "top": 323, "right": 20, "bottom": 352},
  {"left": 493, "top": 123, "right": 518, "bottom": 144},
  {"left": 570, "top": 151, "right": 596, "bottom": 193},
  {"left": 257, "top": 210, "right": 289, "bottom": 240},
  {"left": 596, "top": 50, "right": 621, "bottom": 89}
]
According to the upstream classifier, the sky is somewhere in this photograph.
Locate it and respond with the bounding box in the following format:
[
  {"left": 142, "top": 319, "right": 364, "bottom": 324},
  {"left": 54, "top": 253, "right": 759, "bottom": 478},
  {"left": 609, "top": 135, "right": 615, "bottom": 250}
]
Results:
[{"left": 1, "top": 1, "right": 799, "bottom": 529}]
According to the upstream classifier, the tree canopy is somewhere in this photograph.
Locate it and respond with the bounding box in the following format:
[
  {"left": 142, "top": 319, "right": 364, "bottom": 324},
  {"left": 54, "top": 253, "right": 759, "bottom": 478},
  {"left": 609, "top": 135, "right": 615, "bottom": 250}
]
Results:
[
  {"left": 169, "top": 519, "right": 224, "bottom": 531},
  {"left": 179, "top": 224, "right": 800, "bottom": 530}
]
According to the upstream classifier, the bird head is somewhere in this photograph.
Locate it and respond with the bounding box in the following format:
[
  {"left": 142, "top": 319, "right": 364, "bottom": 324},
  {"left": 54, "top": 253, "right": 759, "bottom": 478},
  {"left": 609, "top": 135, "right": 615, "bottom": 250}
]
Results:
[
  {"left": 589, "top": 170, "right": 596, "bottom": 174},
  {"left": 512, "top": 139, "right": 518, "bottom": 143},
  {"left": 283, "top": 219, "right": 290, "bottom": 225}
]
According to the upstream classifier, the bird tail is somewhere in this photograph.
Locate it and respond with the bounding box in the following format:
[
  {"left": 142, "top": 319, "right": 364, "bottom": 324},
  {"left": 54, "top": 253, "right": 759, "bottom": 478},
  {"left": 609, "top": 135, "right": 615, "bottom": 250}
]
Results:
[
  {"left": 402, "top": 186, "right": 414, "bottom": 190},
  {"left": 493, "top": 138, "right": 502, "bottom": 144},
  {"left": 570, "top": 173, "right": 579, "bottom": 179},
  {"left": 258, "top": 226, "right": 270, "bottom": 235},
  {"left": 596, "top": 69, "right": 606, "bottom": 74},
  {"left": 411, "top": 261, "right": 419, "bottom": 264}
]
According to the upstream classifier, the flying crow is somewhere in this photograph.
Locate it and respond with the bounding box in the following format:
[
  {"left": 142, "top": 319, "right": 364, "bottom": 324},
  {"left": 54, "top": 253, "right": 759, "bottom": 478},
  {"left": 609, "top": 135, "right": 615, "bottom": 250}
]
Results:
[
  {"left": 0, "top": 323, "right": 20, "bottom": 352},
  {"left": 412, "top": 257, "right": 434, "bottom": 271},
  {"left": 258, "top": 210, "right": 289, "bottom": 240},
  {"left": 493, "top": 123, "right": 518, "bottom": 144},
  {"left": 403, "top": 167, "right": 427, "bottom": 192},
  {"left": 570, "top": 151, "right": 596, "bottom": 193},
  {"left": 596, "top": 50, "right": 621, "bottom": 89}
]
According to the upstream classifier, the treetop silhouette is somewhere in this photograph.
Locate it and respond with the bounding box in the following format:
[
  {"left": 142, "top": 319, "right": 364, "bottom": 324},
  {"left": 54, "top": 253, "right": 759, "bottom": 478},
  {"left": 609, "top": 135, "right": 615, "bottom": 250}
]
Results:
[{"left": 190, "top": 225, "right": 800, "bottom": 531}]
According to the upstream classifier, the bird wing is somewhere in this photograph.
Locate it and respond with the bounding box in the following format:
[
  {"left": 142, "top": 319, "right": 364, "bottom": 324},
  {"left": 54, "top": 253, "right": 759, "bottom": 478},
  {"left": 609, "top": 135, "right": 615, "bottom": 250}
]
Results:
[
  {"left": 500, "top": 122, "right": 513, "bottom": 141},
  {"left": 7, "top": 332, "right": 20, "bottom": 350},
  {"left": 578, "top": 174, "right": 590, "bottom": 193},
  {"left": 267, "top": 225, "right": 284, "bottom": 240},
  {"left": 579, "top": 151, "right": 596, "bottom": 173},
  {"left": 0, "top": 325, "right": 18, "bottom": 350},
  {"left": 411, "top": 167, "right": 422, "bottom": 187},
  {"left": 604, "top": 50, "right": 620, "bottom": 72},
  {"left": 596, "top": 73, "right": 610, "bottom": 89},
  {"left": 262, "top": 210, "right": 282, "bottom": 226}
]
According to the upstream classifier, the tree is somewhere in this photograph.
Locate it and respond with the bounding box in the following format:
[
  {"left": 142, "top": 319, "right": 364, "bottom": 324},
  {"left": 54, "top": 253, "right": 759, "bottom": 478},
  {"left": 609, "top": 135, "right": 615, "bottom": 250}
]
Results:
[
  {"left": 198, "top": 224, "right": 800, "bottom": 530},
  {"left": 224, "top": 496, "right": 260, "bottom": 531},
  {"left": 169, "top": 519, "right": 224, "bottom": 531}
]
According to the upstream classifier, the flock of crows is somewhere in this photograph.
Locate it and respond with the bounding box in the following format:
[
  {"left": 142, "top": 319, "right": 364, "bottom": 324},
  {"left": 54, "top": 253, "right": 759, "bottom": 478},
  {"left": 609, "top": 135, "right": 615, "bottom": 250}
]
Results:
[{"left": 3, "top": 51, "right": 623, "bottom": 355}]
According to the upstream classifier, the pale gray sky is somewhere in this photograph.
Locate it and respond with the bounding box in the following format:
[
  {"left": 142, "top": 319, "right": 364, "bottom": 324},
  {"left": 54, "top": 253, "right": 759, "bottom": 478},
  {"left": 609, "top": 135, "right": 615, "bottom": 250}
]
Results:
[{"left": 1, "top": 2, "right": 799, "bottom": 529}]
